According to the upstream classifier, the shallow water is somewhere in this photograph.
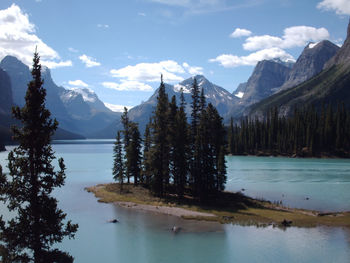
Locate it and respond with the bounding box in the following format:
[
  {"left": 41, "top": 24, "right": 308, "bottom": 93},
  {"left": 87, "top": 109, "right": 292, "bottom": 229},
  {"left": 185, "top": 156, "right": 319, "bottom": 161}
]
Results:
[{"left": 0, "top": 141, "right": 349, "bottom": 263}]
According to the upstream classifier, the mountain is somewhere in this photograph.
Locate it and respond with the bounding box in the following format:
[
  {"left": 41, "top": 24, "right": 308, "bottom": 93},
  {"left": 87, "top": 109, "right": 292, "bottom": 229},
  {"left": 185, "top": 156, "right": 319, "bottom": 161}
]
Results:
[
  {"left": 233, "top": 82, "right": 247, "bottom": 99},
  {"left": 0, "top": 55, "right": 119, "bottom": 137},
  {"left": 91, "top": 75, "right": 239, "bottom": 138},
  {"left": 0, "top": 68, "right": 12, "bottom": 115},
  {"left": 279, "top": 40, "right": 339, "bottom": 91},
  {"left": 324, "top": 20, "right": 350, "bottom": 68},
  {"left": 239, "top": 60, "right": 292, "bottom": 105},
  {"left": 249, "top": 21, "right": 350, "bottom": 117}
]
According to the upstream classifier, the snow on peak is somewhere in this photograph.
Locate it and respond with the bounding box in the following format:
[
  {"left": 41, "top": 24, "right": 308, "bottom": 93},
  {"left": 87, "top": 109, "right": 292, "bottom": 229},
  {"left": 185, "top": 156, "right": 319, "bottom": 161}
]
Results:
[
  {"left": 235, "top": 91, "right": 244, "bottom": 98},
  {"left": 173, "top": 84, "right": 191, "bottom": 93},
  {"left": 70, "top": 88, "right": 97, "bottom": 103},
  {"left": 308, "top": 42, "right": 319, "bottom": 49}
]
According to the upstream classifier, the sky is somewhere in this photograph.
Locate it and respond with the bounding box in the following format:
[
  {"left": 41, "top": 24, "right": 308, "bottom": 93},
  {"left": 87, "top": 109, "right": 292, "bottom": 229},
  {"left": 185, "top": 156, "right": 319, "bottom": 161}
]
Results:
[{"left": 0, "top": 0, "right": 349, "bottom": 111}]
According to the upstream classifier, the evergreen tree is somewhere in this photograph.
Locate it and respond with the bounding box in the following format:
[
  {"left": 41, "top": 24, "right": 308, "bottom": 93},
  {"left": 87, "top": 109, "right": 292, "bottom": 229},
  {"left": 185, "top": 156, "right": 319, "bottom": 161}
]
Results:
[
  {"left": 121, "top": 107, "right": 131, "bottom": 183},
  {"left": 113, "top": 131, "right": 125, "bottom": 192},
  {"left": 141, "top": 122, "right": 152, "bottom": 186},
  {"left": 125, "top": 123, "right": 142, "bottom": 185},
  {"left": 189, "top": 78, "right": 201, "bottom": 192},
  {"left": 0, "top": 51, "right": 78, "bottom": 263},
  {"left": 190, "top": 78, "right": 200, "bottom": 137},
  {"left": 217, "top": 146, "right": 227, "bottom": 192},
  {"left": 172, "top": 91, "right": 189, "bottom": 198},
  {"left": 167, "top": 96, "right": 178, "bottom": 190},
  {"left": 150, "top": 76, "right": 169, "bottom": 197}
]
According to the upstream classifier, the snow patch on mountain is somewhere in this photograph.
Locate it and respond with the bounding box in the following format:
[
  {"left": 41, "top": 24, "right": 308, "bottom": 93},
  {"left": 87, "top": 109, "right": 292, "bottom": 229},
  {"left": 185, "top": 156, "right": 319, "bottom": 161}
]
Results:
[{"left": 235, "top": 91, "right": 244, "bottom": 98}]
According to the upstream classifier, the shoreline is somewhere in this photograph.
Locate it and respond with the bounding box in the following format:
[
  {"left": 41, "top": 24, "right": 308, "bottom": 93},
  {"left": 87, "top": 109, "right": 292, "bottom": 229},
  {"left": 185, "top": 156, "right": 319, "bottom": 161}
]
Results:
[{"left": 86, "top": 183, "right": 350, "bottom": 228}]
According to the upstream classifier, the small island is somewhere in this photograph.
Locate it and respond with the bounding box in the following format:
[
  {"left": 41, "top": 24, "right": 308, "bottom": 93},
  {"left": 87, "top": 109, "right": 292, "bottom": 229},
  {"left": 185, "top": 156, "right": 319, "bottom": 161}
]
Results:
[
  {"left": 86, "top": 77, "right": 350, "bottom": 230},
  {"left": 87, "top": 183, "right": 350, "bottom": 228}
]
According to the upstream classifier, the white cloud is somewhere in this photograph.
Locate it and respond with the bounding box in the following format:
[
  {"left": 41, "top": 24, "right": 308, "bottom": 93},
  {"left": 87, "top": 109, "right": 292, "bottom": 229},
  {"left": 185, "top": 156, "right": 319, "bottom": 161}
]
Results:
[
  {"left": 97, "top": 24, "right": 109, "bottom": 28},
  {"left": 209, "top": 48, "right": 295, "bottom": 68},
  {"left": 0, "top": 4, "right": 71, "bottom": 68},
  {"left": 148, "top": 0, "right": 261, "bottom": 15},
  {"left": 243, "top": 26, "right": 330, "bottom": 51},
  {"left": 42, "top": 60, "right": 72, "bottom": 69},
  {"left": 102, "top": 81, "right": 153, "bottom": 92},
  {"left": 230, "top": 28, "right": 252, "bottom": 38},
  {"left": 79, "top": 54, "right": 101, "bottom": 68},
  {"left": 317, "top": 0, "right": 350, "bottom": 15},
  {"left": 110, "top": 60, "right": 185, "bottom": 83},
  {"left": 182, "top": 62, "right": 203, "bottom": 75},
  {"left": 104, "top": 103, "right": 133, "bottom": 112},
  {"left": 68, "top": 47, "right": 79, "bottom": 53},
  {"left": 68, "top": 80, "right": 89, "bottom": 88},
  {"left": 138, "top": 12, "right": 146, "bottom": 16},
  {"left": 109, "top": 60, "right": 204, "bottom": 92}
]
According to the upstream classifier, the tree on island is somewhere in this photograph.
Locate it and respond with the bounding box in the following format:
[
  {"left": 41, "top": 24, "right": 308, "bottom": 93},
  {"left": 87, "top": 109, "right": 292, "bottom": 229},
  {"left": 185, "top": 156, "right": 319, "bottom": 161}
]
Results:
[
  {"left": 141, "top": 122, "right": 152, "bottom": 186},
  {"left": 113, "top": 131, "right": 125, "bottom": 192},
  {"left": 149, "top": 75, "right": 170, "bottom": 197},
  {"left": 125, "top": 123, "right": 142, "bottom": 185},
  {"left": 121, "top": 107, "right": 131, "bottom": 183},
  {"left": 0, "top": 51, "right": 78, "bottom": 263}
]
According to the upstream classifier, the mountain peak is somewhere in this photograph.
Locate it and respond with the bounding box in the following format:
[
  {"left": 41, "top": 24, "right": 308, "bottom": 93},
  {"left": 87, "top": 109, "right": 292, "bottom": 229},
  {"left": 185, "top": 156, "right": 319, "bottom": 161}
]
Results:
[{"left": 324, "top": 20, "right": 350, "bottom": 69}]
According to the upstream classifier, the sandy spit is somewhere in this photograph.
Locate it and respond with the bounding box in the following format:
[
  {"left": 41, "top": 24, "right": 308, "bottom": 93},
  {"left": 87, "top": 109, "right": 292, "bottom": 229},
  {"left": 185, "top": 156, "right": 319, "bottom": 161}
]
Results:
[{"left": 115, "top": 201, "right": 216, "bottom": 218}]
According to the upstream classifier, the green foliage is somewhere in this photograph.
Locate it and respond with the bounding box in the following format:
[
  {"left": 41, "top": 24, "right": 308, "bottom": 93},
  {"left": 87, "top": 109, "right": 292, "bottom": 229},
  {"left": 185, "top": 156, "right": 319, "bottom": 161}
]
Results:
[
  {"left": 120, "top": 76, "right": 228, "bottom": 203},
  {"left": 141, "top": 122, "right": 152, "bottom": 186},
  {"left": 149, "top": 76, "right": 170, "bottom": 197},
  {"left": 121, "top": 107, "right": 131, "bottom": 183},
  {"left": 228, "top": 103, "right": 350, "bottom": 157},
  {"left": 113, "top": 131, "right": 125, "bottom": 191},
  {"left": 0, "top": 51, "right": 78, "bottom": 263},
  {"left": 125, "top": 123, "right": 142, "bottom": 185}
]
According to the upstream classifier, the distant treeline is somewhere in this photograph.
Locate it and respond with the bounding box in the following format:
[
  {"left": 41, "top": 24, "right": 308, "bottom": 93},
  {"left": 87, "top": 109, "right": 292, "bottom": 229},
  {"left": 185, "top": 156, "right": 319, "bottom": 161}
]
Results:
[
  {"left": 114, "top": 76, "right": 227, "bottom": 202},
  {"left": 227, "top": 103, "right": 350, "bottom": 157}
]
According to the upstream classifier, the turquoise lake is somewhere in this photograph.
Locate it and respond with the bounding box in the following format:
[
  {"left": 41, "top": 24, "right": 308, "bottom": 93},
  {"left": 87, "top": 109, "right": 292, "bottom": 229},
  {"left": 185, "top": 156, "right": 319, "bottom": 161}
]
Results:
[{"left": 0, "top": 140, "right": 349, "bottom": 263}]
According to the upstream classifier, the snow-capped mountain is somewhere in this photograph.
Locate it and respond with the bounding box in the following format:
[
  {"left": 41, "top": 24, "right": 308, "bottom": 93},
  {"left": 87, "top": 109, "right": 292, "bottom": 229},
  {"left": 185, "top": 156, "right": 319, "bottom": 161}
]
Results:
[
  {"left": 0, "top": 55, "right": 119, "bottom": 137},
  {"left": 91, "top": 75, "right": 239, "bottom": 138}
]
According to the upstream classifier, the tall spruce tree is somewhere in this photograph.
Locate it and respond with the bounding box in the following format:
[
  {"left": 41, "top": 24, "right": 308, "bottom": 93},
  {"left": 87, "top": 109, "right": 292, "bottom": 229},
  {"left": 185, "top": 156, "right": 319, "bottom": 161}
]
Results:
[
  {"left": 174, "top": 90, "right": 189, "bottom": 197},
  {"left": 126, "top": 123, "right": 142, "bottom": 185},
  {"left": 0, "top": 51, "right": 78, "bottom": 263},
  {"left": 150, "top": 76, "right": 169, "bottom": 197},
  {"left": 141, "top": 122, "right": 152, "bottom": 186},
  {"left": 189, "top": 78, "right": 201, "bottom": 192},
  {"left": 113, "top": 131, "right": 125, "bottom": 192},
  {"left": 121, "top": 107, "right": 131, "bottom": 183}
]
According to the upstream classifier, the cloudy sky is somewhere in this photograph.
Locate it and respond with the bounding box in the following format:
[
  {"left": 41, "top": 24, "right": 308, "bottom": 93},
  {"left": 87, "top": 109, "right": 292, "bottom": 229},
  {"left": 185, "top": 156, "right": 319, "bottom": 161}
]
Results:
[{"left": 0, "top": 0, "right": 349, "bottom": 110}]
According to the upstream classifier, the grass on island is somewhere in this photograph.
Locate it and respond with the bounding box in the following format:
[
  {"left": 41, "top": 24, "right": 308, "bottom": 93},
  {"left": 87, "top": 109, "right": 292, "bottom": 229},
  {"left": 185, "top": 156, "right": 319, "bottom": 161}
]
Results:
[{"left": 86, "top": 183, "right": 350, "bottom": 228}]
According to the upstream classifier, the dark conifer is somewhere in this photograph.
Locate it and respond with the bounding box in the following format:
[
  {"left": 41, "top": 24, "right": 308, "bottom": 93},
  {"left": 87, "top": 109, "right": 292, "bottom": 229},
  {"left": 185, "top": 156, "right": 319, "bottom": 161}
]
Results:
[
  {"left": 113, "top": 131, "right": 125, "bottom": 192},
  {"left": 0, "top": 51, "right": 78, "bottom": 263},
  {"left": 141, "top": 122, "right": 152, "bottom": 186},
  {"left": 150, "top": 76, "right": 169, "bottom": 197},
  {"left": 126, "top": 123, "right": 142, "bottom": 185},
  {"left": 121, "top": 107, "right": 131, "bottom": 183}
]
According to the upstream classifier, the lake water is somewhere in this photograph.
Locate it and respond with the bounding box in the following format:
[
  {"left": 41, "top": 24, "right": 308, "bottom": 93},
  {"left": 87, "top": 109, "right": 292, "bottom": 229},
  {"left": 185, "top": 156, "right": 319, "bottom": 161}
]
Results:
[{"left": 0, "top": 140, "right": 349, "bottom": 263}]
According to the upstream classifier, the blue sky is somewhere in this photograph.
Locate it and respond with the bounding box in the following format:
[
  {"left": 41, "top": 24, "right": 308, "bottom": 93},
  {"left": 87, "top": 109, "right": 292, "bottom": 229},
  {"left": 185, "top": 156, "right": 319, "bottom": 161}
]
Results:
[{"left": 0, "top": 0, "right": 349, "bottom": 111}]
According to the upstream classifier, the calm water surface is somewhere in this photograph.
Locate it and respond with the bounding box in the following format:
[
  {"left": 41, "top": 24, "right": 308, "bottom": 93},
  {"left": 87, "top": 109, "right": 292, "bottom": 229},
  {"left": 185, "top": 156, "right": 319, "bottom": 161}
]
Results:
[{"left": 0, "top": 140, "right": 349, "bottom": 263}]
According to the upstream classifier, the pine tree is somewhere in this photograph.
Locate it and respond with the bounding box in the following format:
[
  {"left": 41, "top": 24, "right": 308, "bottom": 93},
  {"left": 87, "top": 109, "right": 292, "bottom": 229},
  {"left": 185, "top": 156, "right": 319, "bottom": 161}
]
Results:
[
  {"left": 167, "top": 96, "right": 178, "bottom": 191},
  {"left": 189, "top": 78, "right": 201, "bottom": 193},
  {"left": 172, "top": 91, "right": 189, "bottom": 198},
  {"left": 0, "top": 51, "right": 78, "bottom": 263},
  {"left": 150, "top": 76, "right": 169, "bottom": 197},
  {"left": 121, "top": 107, "right": 131, "bottom": 183},
  {"left": 217, "top": 146, "right": 227, "bottom": 192},
  {"left": 125, "top": 123, "right": 142, "bottom": 185},
  {"left": 190, "top": 78, "right": 200, "bottom": 137},
  {"left": 113, "top": 131, "right": 125, "bottom": 192},
  {"left": 141, "top": 122, "right": 152, "bottom": 187}
]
